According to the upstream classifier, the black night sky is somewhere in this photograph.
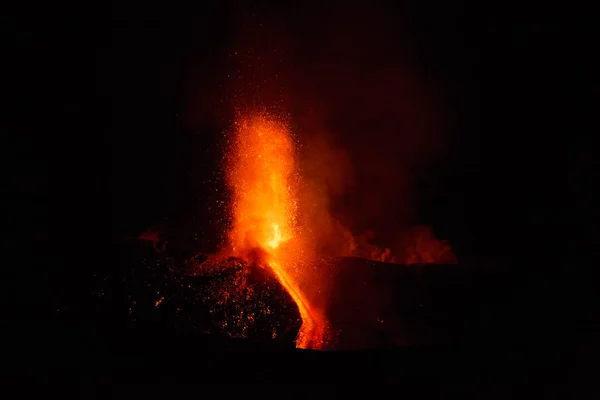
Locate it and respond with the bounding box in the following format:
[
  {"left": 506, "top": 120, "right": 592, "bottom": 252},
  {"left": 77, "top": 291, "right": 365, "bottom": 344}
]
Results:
[{"left": 4, "top": 0, "right": 595, "bottom": 389}]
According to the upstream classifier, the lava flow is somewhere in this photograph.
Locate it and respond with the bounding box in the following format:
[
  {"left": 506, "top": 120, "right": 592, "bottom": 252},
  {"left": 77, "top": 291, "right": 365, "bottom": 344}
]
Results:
[{"left": 225, "top": 111, "right": 327, "bottom": 349}]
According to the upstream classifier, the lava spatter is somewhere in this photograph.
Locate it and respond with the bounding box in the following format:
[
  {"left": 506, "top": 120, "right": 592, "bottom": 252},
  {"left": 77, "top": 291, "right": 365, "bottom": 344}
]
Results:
[{"left": 225, "top": 111, "right": 327, "bottom": 349}]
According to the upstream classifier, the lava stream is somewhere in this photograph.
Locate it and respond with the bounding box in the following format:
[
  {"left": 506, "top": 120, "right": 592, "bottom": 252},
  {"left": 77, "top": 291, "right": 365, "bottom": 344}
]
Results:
[{"left": 268, "top": 261, "right": 325, "bottom": 349}]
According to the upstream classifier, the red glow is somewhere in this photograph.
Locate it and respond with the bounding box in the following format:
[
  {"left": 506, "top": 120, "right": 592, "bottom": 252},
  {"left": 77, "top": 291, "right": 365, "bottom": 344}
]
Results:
[{"left": 225, "top": 111, "right": 327, "bottom": 349}]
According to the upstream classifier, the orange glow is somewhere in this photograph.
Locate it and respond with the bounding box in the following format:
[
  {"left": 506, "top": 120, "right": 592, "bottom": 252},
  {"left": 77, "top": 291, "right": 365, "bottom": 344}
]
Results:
[{"left": 226, "top": 111, "right": 327, "bottom": 349}]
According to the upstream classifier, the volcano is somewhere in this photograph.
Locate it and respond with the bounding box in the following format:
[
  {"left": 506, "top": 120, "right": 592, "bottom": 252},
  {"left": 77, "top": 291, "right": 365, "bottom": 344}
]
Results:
[
  {"left": 89, "top": 238, "right": 500, "bottom": 351},
  {"left": 82, "top": 109, "right": 461, "bottom": 351}
]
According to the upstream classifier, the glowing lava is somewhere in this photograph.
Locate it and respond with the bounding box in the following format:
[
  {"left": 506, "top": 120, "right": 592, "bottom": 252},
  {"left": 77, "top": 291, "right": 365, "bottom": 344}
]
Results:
[{"left": 226, "top": 111, "right": 326, "bottom": 349}]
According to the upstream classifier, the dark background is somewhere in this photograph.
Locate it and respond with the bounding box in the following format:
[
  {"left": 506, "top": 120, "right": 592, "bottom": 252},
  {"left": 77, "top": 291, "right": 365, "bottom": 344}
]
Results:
[{"left": 3, "top": 0, "right": 595, "bottom": 387}]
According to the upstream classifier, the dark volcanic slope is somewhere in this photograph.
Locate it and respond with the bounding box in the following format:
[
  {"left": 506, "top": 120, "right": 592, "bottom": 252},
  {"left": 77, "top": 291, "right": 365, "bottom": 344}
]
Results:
[
  {"left": 326, "top": 257, "right": 506, "bottom": 349},
  {"left": 60, "top": 241, "right": 505, "bottom": 350},
  {"left": 86, "top": 242, "right": 302, "bottom": 347}
]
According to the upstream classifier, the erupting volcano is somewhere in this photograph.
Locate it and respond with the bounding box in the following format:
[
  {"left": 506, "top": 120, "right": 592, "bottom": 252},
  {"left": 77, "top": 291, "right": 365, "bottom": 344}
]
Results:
[
  {"left": 105, "top": 106, "right": 459, "bottom": 350},
  {"left": 225, "top": 111, "right": 327, "bottom": 349}
]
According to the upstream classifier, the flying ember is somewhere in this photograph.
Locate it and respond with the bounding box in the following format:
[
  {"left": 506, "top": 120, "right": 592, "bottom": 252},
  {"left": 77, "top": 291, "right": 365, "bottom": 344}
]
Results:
[{"left": 225, "top": 111, "right": 327, "bottom": 349}]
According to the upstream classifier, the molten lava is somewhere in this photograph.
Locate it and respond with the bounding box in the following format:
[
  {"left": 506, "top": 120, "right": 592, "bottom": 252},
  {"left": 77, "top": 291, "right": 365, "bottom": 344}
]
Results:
[{"left": 226, "top": 111, "right": 327, "bottom": 349}]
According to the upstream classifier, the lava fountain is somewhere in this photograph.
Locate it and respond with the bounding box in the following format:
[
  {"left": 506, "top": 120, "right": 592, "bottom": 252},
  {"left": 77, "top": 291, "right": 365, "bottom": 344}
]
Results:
[{"left": 225, "top": 111, "right": 327, "bottom": 349}]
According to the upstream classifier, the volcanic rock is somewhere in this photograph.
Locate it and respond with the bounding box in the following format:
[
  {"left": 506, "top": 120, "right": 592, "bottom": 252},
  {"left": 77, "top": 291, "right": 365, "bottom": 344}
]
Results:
[{"left": 91, "top": 242, "right": 301, "bottom": 347}]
